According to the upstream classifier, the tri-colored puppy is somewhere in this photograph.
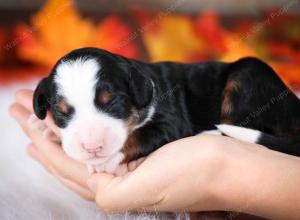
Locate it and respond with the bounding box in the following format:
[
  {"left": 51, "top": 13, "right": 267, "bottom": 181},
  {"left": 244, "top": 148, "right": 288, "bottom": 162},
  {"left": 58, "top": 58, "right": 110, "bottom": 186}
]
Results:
[{"left": 32, "top": 47, "right": 300, "bottom": 173}]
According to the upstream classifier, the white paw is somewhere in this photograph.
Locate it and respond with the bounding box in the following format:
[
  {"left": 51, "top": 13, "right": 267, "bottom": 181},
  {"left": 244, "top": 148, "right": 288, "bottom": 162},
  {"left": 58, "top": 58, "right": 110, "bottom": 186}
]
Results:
[
  {"left": 104, "top": 152, "right": 124, "bottom": 173},
  {"left": 87, "top": 152, "right": 124, "bottom": 174},
  {"left": 87, "top": 164, "right": 96, "bottom": 174},
  {"left": 95, "top": 164, "right": 105, "bottom": 173}
]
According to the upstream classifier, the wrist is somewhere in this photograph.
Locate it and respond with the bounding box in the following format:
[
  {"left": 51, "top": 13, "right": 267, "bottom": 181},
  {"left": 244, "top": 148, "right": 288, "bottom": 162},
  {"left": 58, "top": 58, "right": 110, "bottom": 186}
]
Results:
[
  {"left": 209, "top": 138, "right": 300, "bottom": 219},
  {"left": 209, "top": 140, "right": 268, "bottom": 214},
  {"left": 191, "top": 136, "right": 268, "bottom": 213},
  {"left": 188, "top": 135, "right": 238, "bottom": 211}
]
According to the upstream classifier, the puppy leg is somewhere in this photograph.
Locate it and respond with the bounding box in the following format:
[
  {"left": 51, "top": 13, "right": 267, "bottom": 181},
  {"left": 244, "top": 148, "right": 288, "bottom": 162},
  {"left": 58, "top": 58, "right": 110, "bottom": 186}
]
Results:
[
  {"left": 90, "top": 152, "right": 125, "bottom": 174},
  {"left": 103, "top": 152, "right": 124, "bottom": 173}
]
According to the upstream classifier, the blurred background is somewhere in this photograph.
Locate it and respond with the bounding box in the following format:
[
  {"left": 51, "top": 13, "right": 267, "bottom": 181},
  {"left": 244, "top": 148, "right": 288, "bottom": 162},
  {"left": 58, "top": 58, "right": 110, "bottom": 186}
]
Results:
[
  {"left": 0, "top": 0, "right": 299, "bottom": 219},
  {"left": 0, "top": 0, "right": 300, "bottom": 87}
]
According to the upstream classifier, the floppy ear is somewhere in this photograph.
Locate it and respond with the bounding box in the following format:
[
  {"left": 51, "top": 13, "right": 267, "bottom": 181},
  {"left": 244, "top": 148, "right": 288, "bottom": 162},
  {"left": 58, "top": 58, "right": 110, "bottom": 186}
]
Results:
[
  {"left": 33, "top": 77, "right": 50, "bottom": 119},
  {"left": 128, "top": 67, "right": 153, "bottom": 109}
]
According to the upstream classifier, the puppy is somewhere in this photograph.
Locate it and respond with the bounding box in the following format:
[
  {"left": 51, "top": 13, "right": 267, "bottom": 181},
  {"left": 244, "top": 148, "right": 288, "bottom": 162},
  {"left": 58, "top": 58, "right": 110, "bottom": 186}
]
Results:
[{"left": 32, "top": 47, "right": 300, "bottom": 173}]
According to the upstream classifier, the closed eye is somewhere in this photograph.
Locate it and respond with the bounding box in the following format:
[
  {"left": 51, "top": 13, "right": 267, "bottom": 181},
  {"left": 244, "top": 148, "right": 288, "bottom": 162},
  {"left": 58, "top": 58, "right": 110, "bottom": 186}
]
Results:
[
  {"left": 55, "top": 100, "right": 70, "bottom": 113},
  {"left": 101, "top": 98, "right": 117, "bottom": 112},
  {"left": 54, "top": 99, "right": 74, "bottom": 117}
]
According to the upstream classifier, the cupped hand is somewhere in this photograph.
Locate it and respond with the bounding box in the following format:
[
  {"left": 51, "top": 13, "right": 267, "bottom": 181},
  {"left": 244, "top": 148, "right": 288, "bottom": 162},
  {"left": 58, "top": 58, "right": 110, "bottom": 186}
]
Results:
[
  {"left": 10, "top": 89, "right": 238, "bottom": 213},
  {"left": 10, "top": 89, "right": 94, "bottom": 200},
  {"left": 10, "top": 89, "right": 274, "bottom": 217},
  {"left": 86, "top": 134, "right": 237, "bottom": 213}
]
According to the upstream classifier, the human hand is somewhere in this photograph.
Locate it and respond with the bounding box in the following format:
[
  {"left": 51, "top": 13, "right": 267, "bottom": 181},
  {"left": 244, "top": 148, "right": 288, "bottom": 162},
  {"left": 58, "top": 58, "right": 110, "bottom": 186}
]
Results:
[
  {"left": 9, "top": 89, "right": 244, "bottom": 213},
  {"left": 86, "top": 132, "right": 300, "bottom": 220},
  {"left": 11, "top": 90, "right": 300, "bottom": 220},
  {"left": 85, "top": 134, "right": 253, "bottom": 213}
]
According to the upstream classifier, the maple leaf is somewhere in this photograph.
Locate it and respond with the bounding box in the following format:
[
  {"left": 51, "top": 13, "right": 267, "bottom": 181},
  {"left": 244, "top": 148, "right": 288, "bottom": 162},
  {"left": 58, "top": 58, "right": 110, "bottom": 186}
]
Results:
[
  {"left": 141, "top": 15, "right": 206, "bottom": 62},
  {"left": 194, "top": 11, "right": 229, "bottom": 56},
  {"left": 15, "top": 0, "right": 139, "bottom": 67},
  {"left": 16, "top": 0, "right": 94, "bottom": 66},
  {"left": 93, "top": 15, "right": 139, "bottom": 59}
]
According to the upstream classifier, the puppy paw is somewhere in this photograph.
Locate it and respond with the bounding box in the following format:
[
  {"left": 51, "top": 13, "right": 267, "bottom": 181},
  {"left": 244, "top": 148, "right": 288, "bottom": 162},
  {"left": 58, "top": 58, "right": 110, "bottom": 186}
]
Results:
[
  {"left": 87, "top": 152, "right": 124, "bottom": 174},
  {"left": 103, "top": 152, "right": 124, "bottom": 173}
]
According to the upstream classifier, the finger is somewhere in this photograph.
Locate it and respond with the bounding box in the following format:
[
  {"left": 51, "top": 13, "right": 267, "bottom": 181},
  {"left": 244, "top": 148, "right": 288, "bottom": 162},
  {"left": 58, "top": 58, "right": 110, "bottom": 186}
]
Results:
[
  {"left": 11, "top": 104, "right": 89, "bottom": 187},
  {"left": 57, "top": 175, "right": 95, "bottom": 201},
  {"left": 45, "top": 112, "right": 60, "bottom": 137},
  {"left": 27, "top": 143, "right": 55, "bottom": 174},
  {"left": 10, "top": 103, "right": 33, "bottom": 137},
  {"left": 28, "top": 144, "right": 94, "bottom": 200},
  {"left": 89, "top": 163, "right": 165, "bottom": 213},
  {"left": 15, "top": 89, "right": 60, "bottom": 136},
  {"left": 10, "top": 103, "right": 52, "bottom": 141},
  {"left": 15, "top": 89, "right": 34, "bottom": 112}
]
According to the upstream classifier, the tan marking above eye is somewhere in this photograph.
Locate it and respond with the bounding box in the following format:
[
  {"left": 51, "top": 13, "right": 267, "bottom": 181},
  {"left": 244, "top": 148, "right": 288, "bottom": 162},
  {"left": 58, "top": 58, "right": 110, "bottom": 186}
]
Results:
[
  {"left": 57, "top": 99, "right": 70, "bottom": 113},
  {"left": 99, "top": 89, "right": 112, "bottom": 104}
]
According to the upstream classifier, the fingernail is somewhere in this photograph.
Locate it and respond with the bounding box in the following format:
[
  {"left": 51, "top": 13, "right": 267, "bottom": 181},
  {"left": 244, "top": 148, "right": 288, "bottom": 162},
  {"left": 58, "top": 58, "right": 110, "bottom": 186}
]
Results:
[{"left": 87, "top": 178, "right": 98, "bottom": 193}]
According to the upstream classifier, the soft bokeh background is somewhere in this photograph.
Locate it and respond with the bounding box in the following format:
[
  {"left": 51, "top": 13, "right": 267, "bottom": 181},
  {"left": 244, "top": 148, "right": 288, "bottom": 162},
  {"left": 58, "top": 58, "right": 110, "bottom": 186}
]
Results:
[
  {"left": 0, "top": 0, "right": 299, "bottom": 219},
  {"left": 1, "top": 0, "right": 300, "bottom": 86}
]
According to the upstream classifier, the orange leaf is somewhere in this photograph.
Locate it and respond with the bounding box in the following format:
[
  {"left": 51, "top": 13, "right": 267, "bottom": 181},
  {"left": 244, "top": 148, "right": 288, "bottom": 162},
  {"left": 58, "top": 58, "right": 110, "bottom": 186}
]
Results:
[
  {"left": 16, "top": 0, "right": 94, "bottom": 66},
  {"left": 16, "top": 0, "right": 139, "bottom": 67},
  {"left": 93, "top": 15, "right": 139, "bottom": 59},
  {"left": 141, "top": 15, "right": 205, "bottom": 62},
  {"left": 194, "top": 11, "right": 229, "bottom": 55}
]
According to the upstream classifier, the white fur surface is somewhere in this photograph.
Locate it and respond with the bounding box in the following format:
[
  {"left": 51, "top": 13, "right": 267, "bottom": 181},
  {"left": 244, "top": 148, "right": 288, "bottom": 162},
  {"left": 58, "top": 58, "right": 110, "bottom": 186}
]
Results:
[
  {"left": 216, "top": 124, "right": 261, "bottom": 143},
  {"left": 0, "top": 81, "right": 175, "bottom": 220}
]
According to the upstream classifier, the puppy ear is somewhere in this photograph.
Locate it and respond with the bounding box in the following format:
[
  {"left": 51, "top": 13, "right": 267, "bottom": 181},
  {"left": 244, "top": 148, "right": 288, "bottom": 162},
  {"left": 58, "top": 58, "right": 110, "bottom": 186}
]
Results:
[
  {"left": 33, "top": 77, "right": 50, "bottom": 119},
  {"left": 128, "top": 67, "right": 153, "bottom": 109}
]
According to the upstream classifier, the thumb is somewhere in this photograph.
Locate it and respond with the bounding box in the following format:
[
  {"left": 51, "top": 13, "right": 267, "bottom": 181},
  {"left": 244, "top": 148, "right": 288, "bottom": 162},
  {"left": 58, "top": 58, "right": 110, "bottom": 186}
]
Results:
[
  {"left": 87, "top": 172, "right": 132, "bottom": 212},
  {"left": 86, "top": 167, "right": 165, "bottom": 213}
]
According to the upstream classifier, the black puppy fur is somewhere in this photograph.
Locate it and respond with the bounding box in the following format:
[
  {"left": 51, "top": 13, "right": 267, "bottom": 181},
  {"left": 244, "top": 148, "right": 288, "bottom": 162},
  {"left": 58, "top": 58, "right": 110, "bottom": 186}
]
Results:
[{"left": 33, "top": 48, "right": 300, "bottom": 162}]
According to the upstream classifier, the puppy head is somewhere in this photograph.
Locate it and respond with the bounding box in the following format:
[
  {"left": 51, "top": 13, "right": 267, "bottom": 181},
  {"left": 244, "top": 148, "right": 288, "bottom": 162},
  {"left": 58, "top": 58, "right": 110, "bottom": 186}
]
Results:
[{"left": 33, "top": 48, "right": 155, "bottom": 165}]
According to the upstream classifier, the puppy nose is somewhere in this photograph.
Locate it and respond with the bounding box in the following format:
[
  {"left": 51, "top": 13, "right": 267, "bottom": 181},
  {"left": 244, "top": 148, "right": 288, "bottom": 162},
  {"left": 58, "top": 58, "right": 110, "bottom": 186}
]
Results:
[{"left": 82, "top": 142, "right": 103, "bottom": 153}]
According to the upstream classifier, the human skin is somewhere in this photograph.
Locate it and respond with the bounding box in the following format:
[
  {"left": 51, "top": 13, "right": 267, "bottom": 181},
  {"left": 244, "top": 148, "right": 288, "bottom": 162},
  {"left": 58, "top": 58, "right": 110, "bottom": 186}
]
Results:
[{"left": 10, "top": 89, "right": 300, "bottom": 220}]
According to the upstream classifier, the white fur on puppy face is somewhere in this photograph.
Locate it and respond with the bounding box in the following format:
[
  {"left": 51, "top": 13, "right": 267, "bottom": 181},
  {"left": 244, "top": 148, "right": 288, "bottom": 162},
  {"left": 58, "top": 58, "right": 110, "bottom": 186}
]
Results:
[{"left": 54, "top": 58, "right": 127, "bottom": 167}]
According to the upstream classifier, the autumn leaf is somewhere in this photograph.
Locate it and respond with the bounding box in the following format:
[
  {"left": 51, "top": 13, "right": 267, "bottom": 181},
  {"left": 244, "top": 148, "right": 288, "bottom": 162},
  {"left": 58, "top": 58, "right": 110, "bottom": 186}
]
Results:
[
  {"left": 15, "top": 0, "right": 139, "bottom": 67},
  {"left": 93, "top": 15, "right": 139, "bottom": 59},
  {"left": 194, "top": 11, "right": 229, "bottom": 56},
  {"left": 141, "top": 15, "right": 205, "bottom": 62}
]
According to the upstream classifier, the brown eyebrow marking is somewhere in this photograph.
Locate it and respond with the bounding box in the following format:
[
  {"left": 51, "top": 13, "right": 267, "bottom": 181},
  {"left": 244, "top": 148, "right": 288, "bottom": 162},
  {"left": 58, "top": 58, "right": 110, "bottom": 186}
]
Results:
[
  {"left": 99, "top": 89, "right": 112, "bottom": 104},
  {"left": 57, "top": 99, "right": 71, "bottom": 113}
]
